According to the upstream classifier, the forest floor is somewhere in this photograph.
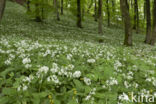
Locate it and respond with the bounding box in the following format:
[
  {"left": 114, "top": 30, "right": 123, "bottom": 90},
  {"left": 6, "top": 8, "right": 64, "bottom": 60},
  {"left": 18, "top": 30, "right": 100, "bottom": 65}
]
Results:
[{"left": 0, "top": 1, "right": 156, "bottom": 104}]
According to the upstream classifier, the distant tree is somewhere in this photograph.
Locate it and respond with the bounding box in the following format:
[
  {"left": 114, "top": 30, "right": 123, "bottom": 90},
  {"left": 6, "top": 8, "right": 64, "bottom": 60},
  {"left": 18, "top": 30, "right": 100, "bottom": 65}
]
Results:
[
  {"left": 94, "top": 0, "right": 97, "bottom": 21},
  {"left": 150, "top": 0, "right": 156, "bottom": 45},
  {"left": 144, "top": 0, "right": 147, "bottom": 19},
  {"left": 98, "top": 0, "right": 103, "bottom": 34},
  {"left": 35, "top": 3, "right": 42, "bottom": 22},
  {"left": 106, "top": 0, "right": 110, "bottom": 27},
  {"left": 0, "top": 0, "right": 6, "bottom": 22},
  {"left": 77, "top": 0, "right": 82, "bottom": 28},
  {"left": 120, "top": 0, "right": 132, "bottom": 46},
  {"left": 54, "top": 0, "right": 60, "bottom": 21},
  {"left": 111, "top": 0, "right": 115, "bottom": 14},
  {"left": 145, "top": 0, "right": 151, "bottom": 44},
  {"left": 61, "top": 0, "right": 63, "bottom": 15},
  {"left": 87, "top": 0, "right": 93, "bottom": 13},
  {"left": 133, "top": 0, "right": 139, "bottom": 33},
  {"left": 26, "top": 0, "right": 30, "bottom": 12}
]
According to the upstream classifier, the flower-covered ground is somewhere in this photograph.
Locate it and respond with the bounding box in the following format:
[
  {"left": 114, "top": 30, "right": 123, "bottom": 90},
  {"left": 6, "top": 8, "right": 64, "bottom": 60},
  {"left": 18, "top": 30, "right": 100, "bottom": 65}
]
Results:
[{"left": 0, "top": 1, "right": 156, "bottom": 104}]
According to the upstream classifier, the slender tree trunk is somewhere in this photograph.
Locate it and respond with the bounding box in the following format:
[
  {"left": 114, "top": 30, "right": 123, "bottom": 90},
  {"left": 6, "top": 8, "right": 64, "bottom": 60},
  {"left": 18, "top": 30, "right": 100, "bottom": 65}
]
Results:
[
  {"left": 145, "top": 0, "right": 151, "bottom": 44},
  {"left": 82, "top": 8, "right": 84, "bottom": 18},
  {"left": 54, "top": 0, "right": 60, "bottom": 21},
  {"left": 87, "top": 0, "right": 93, "bottom": 13},
  {"left": 144, "top": 0, "right": 146, "bottom": 20},
  {"left": 98, "top": 0, "right": 103, "bottom": 34},
  {"left": 77, "top": 0, "right": 82, "bottom": 28},
  {"left": 26, "top": 0, "right": 30, "bottom": 12},
  {"left": 35, "top": 3, "right": 42, "bottom": 22},
  {"left": 0, "top": 0, "right": 6, "bottom": 22},
  {"left": 41, "top": 6, "right": 44, "bottom": 19},
  {"left": 106, "top": 0, "right": 110, "bottom": 27},
  {"left": 111, "top": 0, "right": 115, "bottom": 20},
  {"left": 150, "top": 0, "right": 156, "bottom": 45},
  {"left": 133, "top": 0, "right": 139, "bottom": 33},
  {"left": 94, "top": 0, "right": 97, "bottom": 21},
  {"left": 130, "top": 0, "right": 133, "bottom": 7},
  {"left": 112, "top": 0, "right": 115, "bottom": 13},
  {"left": 120, "top": 0, "right": 132, "bottom": 46},
  {"left": 61, "top": 0, "right": 63, "bottom": 15}
]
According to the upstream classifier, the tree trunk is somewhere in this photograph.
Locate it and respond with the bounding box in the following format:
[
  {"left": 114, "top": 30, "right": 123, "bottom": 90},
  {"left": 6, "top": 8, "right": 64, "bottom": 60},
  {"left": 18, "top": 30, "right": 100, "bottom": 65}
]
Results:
[
  {"left": 35, "top": 3, "right": 42, "bottom": 22},
  {"left": 94, "top": 0, "right": 97, "bottom": 21},
  {"left": 106, "top": 0, "right": 110, "bottom": 27},
  {"left": 54, "top": 0, "right": 60, "bottom": 21},
  {"left": 112, "top": 0, "right": 115, "bottom": 13},
  {"left": 0, "top": 0, "right": 6, "bottom": 22},
  {"left": 61, "top": 0, "right": 63, "bottom": 15},
  {"left": 133, "top": 0, "right": 139, "bottom": 33},
  {"left": 150, "top": 0, "right": 156, "bottom": 45},
  {"left": 87, "top": 0, "right": 93, "bottom": 13},
  {"left": 145, "top": 0, "right": 151, "bottom": 44},
  {"left": 77, "top": 0, "right": 82, "bottom": 28},
  {"left": 120, "top": 0, "right": 132, "bottom": 46},
  {"left": 144, "top": 0, "right": 146, "bottom": 20},
  {"left": 26, "top": 0, "right": 30, "bottom": 12},
  {"left": 98, "top": 0, "right": 103, "bottom": 34}
]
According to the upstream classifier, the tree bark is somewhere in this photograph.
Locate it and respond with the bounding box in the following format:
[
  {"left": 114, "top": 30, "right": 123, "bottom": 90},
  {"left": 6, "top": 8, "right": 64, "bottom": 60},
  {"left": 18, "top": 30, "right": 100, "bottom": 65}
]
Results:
[
  {"left": 77, "top": 0, "right": 82, "bottom": 28},
  {"left": 94, "top": 0, "right": 97, "bottom": 21},
  {"left": 133, "top": 0, "right": 139, "bottom": 33},
  {"left": 120, "top": 0, "right": 132, "bottom": 46},
  {"left": 106, "top": 0, "right": 110, "bottom": 27},
  {"left": 145, "top": 0, "right": 151, "bottom": 44},
  {"left": 112, "top": 0, "right": 115, "bottom": 13},
  {"left": 144, "top": 0, "right": 146, "bottom": 20},
  {"left": 150, "top": 0, "right": 156, "bottom": 45},
  {"left": 26, "top": 0, "right": 30, "bottom": 12},
  {"left": 61, "top": 0, "right": 63, "bottom": 15},
  {"left": 87, "top": 0, "right": 93, "bottom": 13},
  {"left": 98, "top": 0, "right": 103, "bottom": 34},
  {"left": 35, "top": 3, "right": 42, "bottom": 22},
  {"left": 0, "top": 0, "right": 6, "bottom": 22},
  {"left": 54, "top": 0, "right": 60, "bottom": 21}
]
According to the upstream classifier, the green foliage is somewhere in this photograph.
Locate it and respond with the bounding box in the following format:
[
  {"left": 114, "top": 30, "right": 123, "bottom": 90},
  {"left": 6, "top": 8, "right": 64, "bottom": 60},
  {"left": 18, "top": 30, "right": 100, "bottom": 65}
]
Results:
[{"left": 27, "top": 0, "right": 53, "bottom": 20}]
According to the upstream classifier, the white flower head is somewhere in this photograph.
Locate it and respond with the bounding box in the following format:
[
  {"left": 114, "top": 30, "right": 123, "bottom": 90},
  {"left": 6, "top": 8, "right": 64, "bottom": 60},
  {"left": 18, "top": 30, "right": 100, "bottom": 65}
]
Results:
[
  {"left": 73, "top": 71, "right": 81, "bottom": 78},
  {"left": 118, "top": 93, "right": 130, "bottom": 101},
  {"left": 85, "top": 95, "right": 91, "bottom": 101},
  {"left": 23, "top": 85, "right": 28, "bottom": 91},
  {"left": 38, "top": 66, "right": 49, "bottom": 74},
  {"left": 84, "top": 77, "right": 91, "bottom": 85},
  {"left": 47, "top": 75, "right": 60, "bottom": 84},
  {"left": 22, "top": 57, "right": 31, "bottom": 64},
  {"left": 25, "top": 64, "right": 32, "bottom": 69},
  {"left": 153, "top": 79, "right": 156, "bottom": 87},
  {"left": 87, "top": 59, "right": 95, "bottom": 63},
  {"left": 4, "top": 59, "right": 11, "bottom": 65}
]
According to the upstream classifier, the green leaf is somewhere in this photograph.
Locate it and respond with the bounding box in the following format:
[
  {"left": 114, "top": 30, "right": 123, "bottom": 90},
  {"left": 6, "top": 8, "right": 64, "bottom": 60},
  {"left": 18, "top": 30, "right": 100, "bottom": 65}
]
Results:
[
  {"left": 2, "top": 88, "right": 17, "bottom": 95},
  {"left": 73, "top": 79, "right": 84, "bottom": 91}
]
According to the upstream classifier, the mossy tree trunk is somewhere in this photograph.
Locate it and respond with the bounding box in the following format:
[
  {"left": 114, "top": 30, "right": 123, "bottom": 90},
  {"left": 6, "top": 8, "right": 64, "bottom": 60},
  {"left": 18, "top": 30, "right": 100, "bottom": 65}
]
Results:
[
  {"left": 120, "top": 0, "right": 132, "bottom": 46},
  {"left": 35, "top": 3, "right": 42, "bottom": 22},
  {"left": 94, "top": 0, "right": 97, "bottom": 21},
  {"left": 26, "top": 0, "right": 30, "bottom": 12},
  {"left": 98, "top": 0, "right": 103, "bottom": 34},
  {"left": 54, "top": 0, "right": 60, "bottom": 21},
  {"left": 77, "top": 0, "right": 82, "bottom": 28},
  {"left": 150, "top": 0, "right": 156, "bottom": 45},
  {"left": 0, "top": 0, "right": 6, "bottom": 22},
  {"left": 61, "top": 0, "right": 63, "bottom": 15},
  {"left": 106, "top": 0, "right": 110, "bottom": 27},
  {"left": 133, "top": 0, "right": 139, "bottom": 33},
  {"left": 145, "top": 0, "right": 151, "bottom": 44}
]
